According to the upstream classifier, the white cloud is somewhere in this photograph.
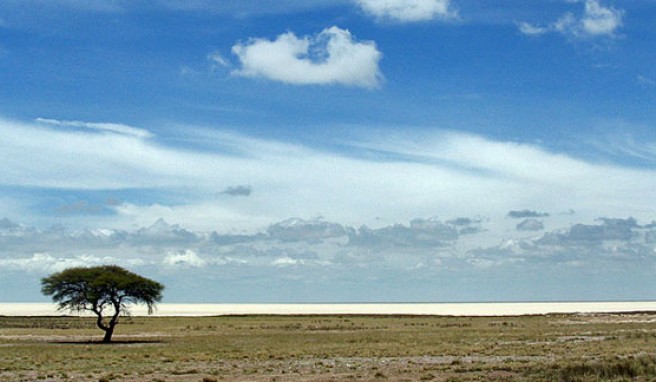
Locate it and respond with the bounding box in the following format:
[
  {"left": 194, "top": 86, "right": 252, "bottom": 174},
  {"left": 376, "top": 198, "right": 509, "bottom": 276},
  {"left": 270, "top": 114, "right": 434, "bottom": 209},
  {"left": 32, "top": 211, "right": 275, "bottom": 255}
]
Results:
[
  {"left": 355, "top": 0, "right": 456, "bottom": 22},
  {"left": 231, "top": 26, "right": 382, "bottom": 88},
  {"left": 2, "top": 117, "right": 656, "bottom": 236},
  {"left": 35, "top": 118, "right": 154, "bottom": 139},
  {"left": 580, "top": 0, "right": 623, "bottom": 36},
  {"left": 517, "top": 22, "right": 549, "bottom": 36},
  {"left": 519, "top": 0, "right": 623, "bottom": 39},
  {"left": 272, "top": 256, "right": 303, "bottom": 267},
  {"left": 163, "top": 250, "right": 206, "bottom": 268},
  {"left": 0, "top": 253, "right": 142, "bottom": 273}
]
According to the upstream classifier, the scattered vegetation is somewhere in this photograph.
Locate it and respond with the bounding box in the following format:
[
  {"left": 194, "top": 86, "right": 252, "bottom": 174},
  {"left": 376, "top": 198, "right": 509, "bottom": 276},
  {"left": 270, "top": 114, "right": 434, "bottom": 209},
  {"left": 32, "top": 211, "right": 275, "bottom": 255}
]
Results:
[{"left": 1, "top": 313, "right": 655, "bottom": 381}]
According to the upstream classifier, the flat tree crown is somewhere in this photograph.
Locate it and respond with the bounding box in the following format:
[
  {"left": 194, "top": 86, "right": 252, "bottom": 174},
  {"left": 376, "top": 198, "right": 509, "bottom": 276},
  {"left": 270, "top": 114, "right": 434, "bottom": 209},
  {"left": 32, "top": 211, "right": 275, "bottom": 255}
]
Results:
[{"left": 41, "top": 265, "right": 164, "bottom": 314}]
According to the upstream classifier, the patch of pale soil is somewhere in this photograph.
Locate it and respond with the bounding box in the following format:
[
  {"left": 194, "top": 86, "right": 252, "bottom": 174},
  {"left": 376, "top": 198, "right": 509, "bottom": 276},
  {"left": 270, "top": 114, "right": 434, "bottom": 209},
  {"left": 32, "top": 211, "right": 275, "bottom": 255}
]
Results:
[
  {"left": 0, "top": 332, "right": 169, "bottom": 342},
  {"left": 557, "top": 335, "right": 606, "bottom": 343},
  {"left": 554, "top": 313, "right": 656, "bottom": 325},
  {"left": 0, "top": 334, "right": 94, "bottom": 341}
]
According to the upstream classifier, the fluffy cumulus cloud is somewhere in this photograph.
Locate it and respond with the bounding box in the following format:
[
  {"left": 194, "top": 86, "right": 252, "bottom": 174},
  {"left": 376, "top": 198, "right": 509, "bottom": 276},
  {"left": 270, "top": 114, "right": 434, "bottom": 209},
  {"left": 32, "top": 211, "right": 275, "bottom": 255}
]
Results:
[
  {"left": 519, "top": 0, "right": 623, "bottom": 39},
  {"left": 231, "top": 26, "right": 382, "bottom": 88},
  {"left": 163, "top": 250, "right": 206, "bottom": 268},
  {"left": 579, "top": 0, "right": 624, "bottom": 36},
  {"left": 355, "top": 0, "right": 456, "bottom": 22}
]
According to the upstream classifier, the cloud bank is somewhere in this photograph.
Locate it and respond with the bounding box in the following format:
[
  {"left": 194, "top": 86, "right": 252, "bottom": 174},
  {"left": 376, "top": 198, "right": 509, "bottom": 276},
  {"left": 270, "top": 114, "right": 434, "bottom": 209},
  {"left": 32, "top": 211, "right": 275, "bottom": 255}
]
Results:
[
  {"left": 2, "top": 214, "right": 655, "bottom": 301},
  {"left": 232, "top": 26, "right": 382, "bottom": 88},
  {"left": 2, "top": 216, "right": 653, "bottom": 273}
]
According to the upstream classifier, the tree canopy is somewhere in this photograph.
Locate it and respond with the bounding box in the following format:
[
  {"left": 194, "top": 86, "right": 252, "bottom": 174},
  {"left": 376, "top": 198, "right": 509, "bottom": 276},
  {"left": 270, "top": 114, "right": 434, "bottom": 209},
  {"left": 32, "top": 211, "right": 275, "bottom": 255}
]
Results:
[{"left": 41, "top": 265, "right": 164, "bottom": 342}]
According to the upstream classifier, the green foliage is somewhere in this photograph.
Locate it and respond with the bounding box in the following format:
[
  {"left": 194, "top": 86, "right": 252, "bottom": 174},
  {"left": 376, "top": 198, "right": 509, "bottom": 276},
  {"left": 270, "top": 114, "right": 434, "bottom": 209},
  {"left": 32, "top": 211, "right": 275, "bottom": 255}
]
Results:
[{"left": 41, "top": 265, "right": 163, "bottom": 314}]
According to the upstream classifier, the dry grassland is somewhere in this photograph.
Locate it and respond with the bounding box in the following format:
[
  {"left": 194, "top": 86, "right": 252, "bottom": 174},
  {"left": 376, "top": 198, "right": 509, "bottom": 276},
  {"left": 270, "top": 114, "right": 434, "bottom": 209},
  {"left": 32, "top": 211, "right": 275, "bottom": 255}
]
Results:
[{"left": 2, "top": 313, "right": 656, "bottom": 381}]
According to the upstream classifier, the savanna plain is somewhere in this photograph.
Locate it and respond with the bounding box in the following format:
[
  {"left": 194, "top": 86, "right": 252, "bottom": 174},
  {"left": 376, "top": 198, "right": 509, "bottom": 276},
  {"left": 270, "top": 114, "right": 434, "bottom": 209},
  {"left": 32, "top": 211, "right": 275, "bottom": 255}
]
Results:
[{"left": 2, "top": 313, "right": 656, "bottom": 382}]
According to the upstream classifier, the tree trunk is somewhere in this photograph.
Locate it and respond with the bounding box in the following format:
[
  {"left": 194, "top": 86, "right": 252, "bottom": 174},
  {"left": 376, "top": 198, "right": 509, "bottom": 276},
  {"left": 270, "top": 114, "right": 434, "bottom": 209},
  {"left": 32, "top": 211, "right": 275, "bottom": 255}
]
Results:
[
  {"left": 102, "top": 326, "right": 114, "bottom": 343},
  {"left": 94, "top": 309, "right": 118, "bottom": 343}
]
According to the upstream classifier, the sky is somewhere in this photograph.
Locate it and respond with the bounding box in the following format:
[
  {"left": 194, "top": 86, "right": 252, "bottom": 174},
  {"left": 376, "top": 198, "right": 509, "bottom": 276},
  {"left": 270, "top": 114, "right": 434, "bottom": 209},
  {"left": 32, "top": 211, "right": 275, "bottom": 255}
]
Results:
[{"left": 1, "top": 0, "right": 656, "bottom": 303}]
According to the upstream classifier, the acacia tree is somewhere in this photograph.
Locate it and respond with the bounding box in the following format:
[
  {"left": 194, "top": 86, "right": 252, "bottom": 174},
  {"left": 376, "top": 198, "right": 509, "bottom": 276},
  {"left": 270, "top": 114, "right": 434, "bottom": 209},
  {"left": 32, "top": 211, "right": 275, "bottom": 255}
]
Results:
[{"left": 41, "top": 265, "right": 164, "bottom": 343}]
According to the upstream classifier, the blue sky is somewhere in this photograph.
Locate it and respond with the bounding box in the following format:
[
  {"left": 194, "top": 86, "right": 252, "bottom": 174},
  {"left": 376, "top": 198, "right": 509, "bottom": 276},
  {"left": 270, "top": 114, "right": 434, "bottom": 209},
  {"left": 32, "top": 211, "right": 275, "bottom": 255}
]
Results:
[{"left": 1, "top": 0, "right": 656, "bottom": 303}]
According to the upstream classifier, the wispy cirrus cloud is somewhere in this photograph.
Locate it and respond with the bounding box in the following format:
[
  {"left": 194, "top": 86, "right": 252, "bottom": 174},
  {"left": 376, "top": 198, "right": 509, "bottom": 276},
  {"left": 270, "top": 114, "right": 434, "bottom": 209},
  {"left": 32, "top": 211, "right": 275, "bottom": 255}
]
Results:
[
  {"left": 518, "top": 0, "right": 623, "bottom": 39},
  {"left": 35, "top": 118, "right": 154, "bottom": 139},
  {"left": 231, "top": 26, "right": 383, "bottom": 89},
  {"left": 207, "top": 51, "right": 230, "bottom": 69},
  {"left": 590, "top": 131, "right": 656, "bottom": 165},
  {"left": 2, "top": 117, "right": 656, "bottom": 234},
  {"left": 354, "top": 0, "right": 457, "bottom": 22}
]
